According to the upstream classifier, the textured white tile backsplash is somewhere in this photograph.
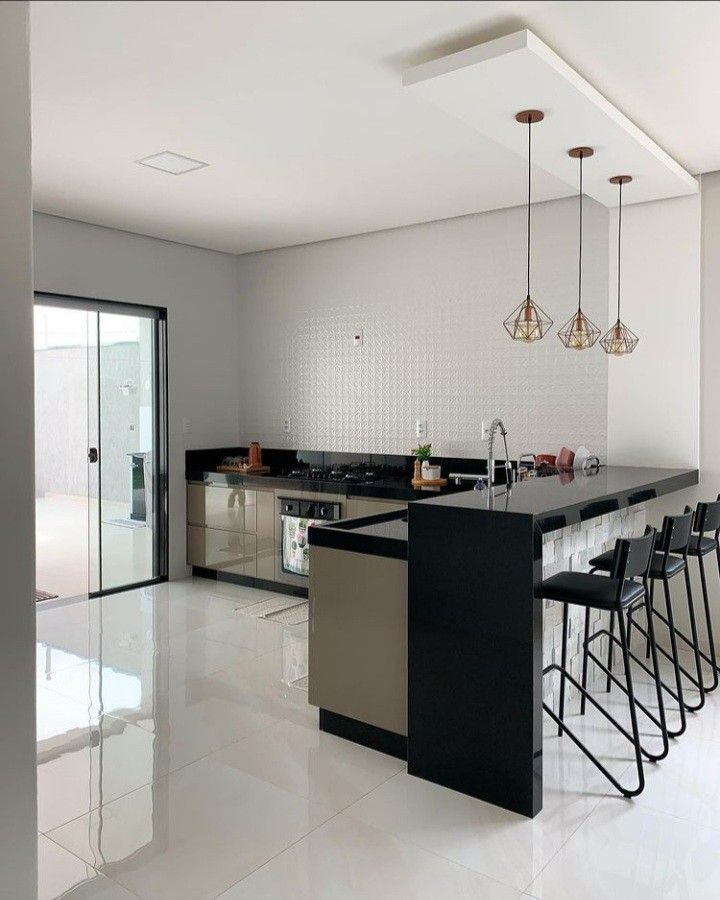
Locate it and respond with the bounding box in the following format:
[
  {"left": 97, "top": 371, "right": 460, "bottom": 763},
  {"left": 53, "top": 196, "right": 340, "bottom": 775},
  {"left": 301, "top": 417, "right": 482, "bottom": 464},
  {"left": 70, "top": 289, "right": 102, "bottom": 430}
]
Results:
[{"left": 236, "top": 195, "right": 609, "bottom": 458}]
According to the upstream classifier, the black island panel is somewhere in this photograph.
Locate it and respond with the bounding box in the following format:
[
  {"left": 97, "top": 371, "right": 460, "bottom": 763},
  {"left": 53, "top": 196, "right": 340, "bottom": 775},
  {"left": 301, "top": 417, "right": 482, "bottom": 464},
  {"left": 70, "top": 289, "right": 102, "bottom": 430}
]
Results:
[{"left": 407, "top": 465, "right": 697, "bottom": 817}]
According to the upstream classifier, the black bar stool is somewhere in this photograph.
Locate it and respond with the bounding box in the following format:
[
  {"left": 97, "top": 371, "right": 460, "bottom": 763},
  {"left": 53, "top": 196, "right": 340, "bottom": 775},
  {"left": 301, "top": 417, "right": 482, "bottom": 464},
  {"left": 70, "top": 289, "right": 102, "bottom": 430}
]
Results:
[
  {"left": 589, "top": 507, "right": 703, "bottom": 738},
  {"left": 679, "top": 498, "right": 720, "bottom": 692},
  {"left": 537, "top": 527, "right": 661, "bottom": 797}
]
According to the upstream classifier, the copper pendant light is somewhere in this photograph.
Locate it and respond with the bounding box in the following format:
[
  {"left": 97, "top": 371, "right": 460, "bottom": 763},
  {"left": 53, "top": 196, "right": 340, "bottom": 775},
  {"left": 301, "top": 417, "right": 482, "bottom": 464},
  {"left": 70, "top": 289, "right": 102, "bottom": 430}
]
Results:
[
  {"left": 600, "top": 175, "right": 639, "bottom": 355},
  {"left": 503, "top": 110, "right": 553, "bottom": 343},
  {"left": 558, "top": 147, "right": 601, "bottom": 350}
]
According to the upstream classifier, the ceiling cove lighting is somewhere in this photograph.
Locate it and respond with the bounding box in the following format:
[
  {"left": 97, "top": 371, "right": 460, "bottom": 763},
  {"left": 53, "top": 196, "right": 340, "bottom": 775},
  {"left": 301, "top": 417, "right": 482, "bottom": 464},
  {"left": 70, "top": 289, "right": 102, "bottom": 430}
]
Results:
[
  {"left": 558, "top": 147, "right": 601, "bottom": 350},
  {"left": 600, "top": 175, "right": 639, "bottom": 355},
  {"left": 136, "top": 151, "right": 209, "bottom": 175},
  {"left": 504, "top": 110, "right": 553, "bottom": 343}
]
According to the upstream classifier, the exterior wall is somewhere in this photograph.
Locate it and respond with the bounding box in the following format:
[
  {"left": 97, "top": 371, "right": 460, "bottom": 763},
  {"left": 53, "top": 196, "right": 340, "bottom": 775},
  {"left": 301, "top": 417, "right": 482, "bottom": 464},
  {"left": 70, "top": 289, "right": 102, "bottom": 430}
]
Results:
[
  {"left": 236, "top": 195, "right": 610, "bottom": 461},
  {"left": 35, "top": 342, "right": 149, "bottom": 503}
]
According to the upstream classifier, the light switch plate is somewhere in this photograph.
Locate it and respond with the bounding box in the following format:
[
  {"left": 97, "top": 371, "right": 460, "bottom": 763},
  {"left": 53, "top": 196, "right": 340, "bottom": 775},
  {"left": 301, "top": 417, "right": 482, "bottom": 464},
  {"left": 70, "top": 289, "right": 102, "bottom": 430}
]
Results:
[
  {"left": 416, "top": 419, "right": 427, "bottom": 439},
  {"left": 182, "top": 418, "right": 192, "bottom": 434},
  {"left": 353, "top": 329, "right": 363, "bottom": 347},
  {"left": 283, "top": 417, "right": 292, "bottom": 434}
]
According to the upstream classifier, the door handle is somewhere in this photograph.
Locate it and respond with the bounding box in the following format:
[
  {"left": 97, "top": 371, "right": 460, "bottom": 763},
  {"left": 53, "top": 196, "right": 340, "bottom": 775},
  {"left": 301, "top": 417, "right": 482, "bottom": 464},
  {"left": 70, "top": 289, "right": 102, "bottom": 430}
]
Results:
[{"left": 88, "top": 447, "right": 99, "bottom": 463}]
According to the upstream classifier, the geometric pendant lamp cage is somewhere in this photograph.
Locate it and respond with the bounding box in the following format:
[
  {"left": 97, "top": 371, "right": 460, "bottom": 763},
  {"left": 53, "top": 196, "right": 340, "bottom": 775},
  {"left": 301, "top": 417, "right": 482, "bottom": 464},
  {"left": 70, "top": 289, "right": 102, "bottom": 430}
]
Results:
[
  {"left": 558, "top": 146, "right": 601, "bottom": 350},
  {"left": 600, "top": 175, "right": 639, "bottom": 355},
  {"left": 503, "top": 109, "right": 553, "bottom": 343}
]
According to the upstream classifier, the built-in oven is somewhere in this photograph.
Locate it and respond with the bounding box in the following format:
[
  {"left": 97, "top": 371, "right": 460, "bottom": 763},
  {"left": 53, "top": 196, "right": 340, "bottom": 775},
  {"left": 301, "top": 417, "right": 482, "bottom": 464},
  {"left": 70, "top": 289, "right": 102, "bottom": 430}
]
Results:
[{"left": 275, "top": 495, "right": 343, "bottom": 588}]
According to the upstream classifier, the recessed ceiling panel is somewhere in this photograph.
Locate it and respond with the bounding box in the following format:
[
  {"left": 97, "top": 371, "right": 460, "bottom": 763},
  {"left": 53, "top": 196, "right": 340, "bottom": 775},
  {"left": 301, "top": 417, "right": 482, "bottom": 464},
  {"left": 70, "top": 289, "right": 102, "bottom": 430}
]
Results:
[{"left": 404, "top": 30, "right": 698, "bottom": 207}]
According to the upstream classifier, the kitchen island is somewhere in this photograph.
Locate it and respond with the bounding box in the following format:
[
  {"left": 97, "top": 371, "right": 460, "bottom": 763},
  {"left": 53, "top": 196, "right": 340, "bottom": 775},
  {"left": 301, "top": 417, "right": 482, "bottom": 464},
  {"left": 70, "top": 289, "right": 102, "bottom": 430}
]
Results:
[{"left": 309, "top": 465, "right": 698, "bottom": 819}]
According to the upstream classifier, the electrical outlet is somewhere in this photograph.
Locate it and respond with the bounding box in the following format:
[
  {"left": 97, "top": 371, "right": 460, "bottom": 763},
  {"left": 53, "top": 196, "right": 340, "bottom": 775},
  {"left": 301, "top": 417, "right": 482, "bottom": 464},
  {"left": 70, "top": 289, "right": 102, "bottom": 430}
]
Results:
[
  {"left": 353, "top": 328, "right": 363, "bottom": 347},
  {"left": 283, "top": 417, "right": 292, "bottom": 434},
  {"left": 416, "top": 419, "right": 427, "bottom": 439}
]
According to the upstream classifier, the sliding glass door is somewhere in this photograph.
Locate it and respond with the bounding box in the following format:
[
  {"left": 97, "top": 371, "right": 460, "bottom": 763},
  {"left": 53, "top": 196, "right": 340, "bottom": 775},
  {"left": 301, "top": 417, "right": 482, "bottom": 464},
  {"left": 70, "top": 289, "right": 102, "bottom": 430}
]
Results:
[{"left": 34, "top": 294, "right": 167, "bottom": 600}]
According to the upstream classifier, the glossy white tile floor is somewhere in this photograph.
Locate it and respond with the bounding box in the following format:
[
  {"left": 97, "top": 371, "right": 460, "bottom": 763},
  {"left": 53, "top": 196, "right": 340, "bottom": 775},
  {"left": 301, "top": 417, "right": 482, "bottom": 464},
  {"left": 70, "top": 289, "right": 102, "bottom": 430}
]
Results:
[{"left": 36, "top": 578, "right": 720, "bottom": 899}]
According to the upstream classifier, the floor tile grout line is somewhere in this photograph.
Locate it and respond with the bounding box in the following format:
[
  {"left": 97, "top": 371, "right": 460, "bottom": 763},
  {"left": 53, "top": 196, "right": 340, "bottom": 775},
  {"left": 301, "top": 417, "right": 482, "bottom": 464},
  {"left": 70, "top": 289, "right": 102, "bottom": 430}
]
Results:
[
  {"left": 206, "top": 812, "right": 345, "bottom": 900},
  {"left": 41, "top": 715, "right": 287, "bottom": 839},
  {"left": 40, "top": 832, "right": 145, "bottom": 900},
  {"left": 207, "top": 765, "right": 408, "bottom": 900},
  {"left": 335, "top": 769, "right": 536, "bottom": 896}
]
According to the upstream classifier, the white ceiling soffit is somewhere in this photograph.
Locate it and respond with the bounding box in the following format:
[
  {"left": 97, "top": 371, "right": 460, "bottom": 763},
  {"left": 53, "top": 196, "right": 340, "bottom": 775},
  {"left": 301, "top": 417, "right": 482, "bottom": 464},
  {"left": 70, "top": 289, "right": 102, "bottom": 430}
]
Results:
[{"left": 403, "top": 30, "right": 698, "bottom": 207}]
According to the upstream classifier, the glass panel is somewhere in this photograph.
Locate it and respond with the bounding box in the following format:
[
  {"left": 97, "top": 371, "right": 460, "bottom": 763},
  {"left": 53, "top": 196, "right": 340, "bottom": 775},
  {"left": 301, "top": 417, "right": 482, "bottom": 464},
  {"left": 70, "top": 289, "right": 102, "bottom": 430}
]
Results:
[
  {"left": 98, "top": 312, "right": 156, "bottom": 590},
  {"left": 88, "top": 314, "right": 101, "bottom": 594},
  {"left": 34, "top": 305, "right": 91, "bottom": 600}
]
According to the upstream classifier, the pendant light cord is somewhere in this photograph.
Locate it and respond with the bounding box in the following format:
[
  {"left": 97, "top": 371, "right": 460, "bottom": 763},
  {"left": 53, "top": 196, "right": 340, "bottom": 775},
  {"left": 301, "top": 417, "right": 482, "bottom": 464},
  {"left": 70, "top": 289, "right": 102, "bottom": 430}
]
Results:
[
  {"left": 578, "top": 154, "right": 583, "bottom": 313},
  {"left": 617, "top": 179, "right": 622, "bottom": 321},
  {"left": 527, "top": 119, "right": 532, "bottom": 297}
]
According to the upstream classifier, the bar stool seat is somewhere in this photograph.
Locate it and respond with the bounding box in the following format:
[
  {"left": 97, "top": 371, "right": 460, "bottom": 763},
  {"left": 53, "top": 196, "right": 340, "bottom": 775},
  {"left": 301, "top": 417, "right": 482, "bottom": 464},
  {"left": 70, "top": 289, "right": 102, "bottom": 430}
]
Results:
[
  {"left": 589, "top": 549, "right": 686, "bottom": 578},
  {"left": 541, "top": 572, "right": 645, "bottom": 610},
  {"left": 688, "top": 534, "right": 718, "bottom": 556}
]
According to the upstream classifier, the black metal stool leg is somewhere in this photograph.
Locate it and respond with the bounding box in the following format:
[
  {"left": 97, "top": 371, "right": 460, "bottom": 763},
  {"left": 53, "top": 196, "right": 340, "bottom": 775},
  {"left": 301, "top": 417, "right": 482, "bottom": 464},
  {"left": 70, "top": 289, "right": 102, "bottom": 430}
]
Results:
[
  {"left": 683, "top": 566, "right": 706, "bottom": 711},
  {"left": 616, "top": 610, "right": 645, "bottom": 795},
  {"left": 641, "top": 579, "right": 670, "bottom": 759},
  {"left": 698, "top": 553, "right": 720, "bottom": 691},
  {"left": 646, "top": 579, "right": 655, "bottom": 660},
  {"left": 662, "top": 576, "right": 687, "bottom": 735},
  {"left": 558, "top": 602, "right": 569, "bottom": 736},
  {"left": 606, "top": 610, "right": 615, "bottom": 693},
  {"left": 580, "top": 607, "right": 590, "bottom": 715}
]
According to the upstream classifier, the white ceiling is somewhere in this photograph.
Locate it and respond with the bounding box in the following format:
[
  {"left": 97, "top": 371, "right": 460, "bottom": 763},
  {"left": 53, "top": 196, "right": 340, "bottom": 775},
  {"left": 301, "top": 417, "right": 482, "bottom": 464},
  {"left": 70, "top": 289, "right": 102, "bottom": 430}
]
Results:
[{"left": 31, "top": 0, "right": 720, "bottom": 254}]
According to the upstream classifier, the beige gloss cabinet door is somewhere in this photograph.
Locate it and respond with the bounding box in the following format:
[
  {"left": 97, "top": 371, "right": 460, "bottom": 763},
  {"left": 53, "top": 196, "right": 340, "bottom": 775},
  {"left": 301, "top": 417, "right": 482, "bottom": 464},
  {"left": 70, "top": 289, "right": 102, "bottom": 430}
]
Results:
[
  {"left": 309, "top": 546, "right": 408, "bottom": 736},
  {"left": 187, "top": 525, "right": 257, "bottom": 577},
  {"left": 187, "top": 484, "right": 257, "bottom": 533}
]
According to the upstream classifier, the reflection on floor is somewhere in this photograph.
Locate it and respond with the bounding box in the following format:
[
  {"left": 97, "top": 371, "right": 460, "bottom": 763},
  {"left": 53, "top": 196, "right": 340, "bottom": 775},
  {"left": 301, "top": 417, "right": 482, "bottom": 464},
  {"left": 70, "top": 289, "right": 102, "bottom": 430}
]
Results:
[
  {"left": 36, "top": 578, "right": 720, "bottom": 899},
  {"left": 36, "top": 493, "right": 153, "bottom": 598}
]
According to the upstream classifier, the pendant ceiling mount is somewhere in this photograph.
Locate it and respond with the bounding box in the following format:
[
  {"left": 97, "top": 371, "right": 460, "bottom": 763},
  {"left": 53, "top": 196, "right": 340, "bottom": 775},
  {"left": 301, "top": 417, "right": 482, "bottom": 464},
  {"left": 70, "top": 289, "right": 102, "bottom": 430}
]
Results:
[
  {"left": 601, "top": 175, "right": 639, "bottom": 355},
  {"left": 503, "top": 109, "right": 553, "bottom": 343},
  {"left": 568, "top": 146, "right": 594, "bottom": 159},
  {"left": 514, "top": 109, "right": 545, "bottom": 124},
  {"left": 558, "top": 145, "right": 601, "bottom": 350}
]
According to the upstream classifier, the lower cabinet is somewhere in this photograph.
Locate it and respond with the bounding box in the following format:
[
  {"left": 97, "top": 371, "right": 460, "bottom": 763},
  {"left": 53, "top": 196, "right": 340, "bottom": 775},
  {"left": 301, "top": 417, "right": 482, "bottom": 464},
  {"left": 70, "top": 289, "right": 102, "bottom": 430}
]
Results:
[
  {"left": 186, "top": 484, "right": 275, "bottom": 579},
  {"left": 309, "top": 546, "right": 408, "bottom": 735},
  {"left": 187, "top": 525, "right": 257, "bottom": 577}
]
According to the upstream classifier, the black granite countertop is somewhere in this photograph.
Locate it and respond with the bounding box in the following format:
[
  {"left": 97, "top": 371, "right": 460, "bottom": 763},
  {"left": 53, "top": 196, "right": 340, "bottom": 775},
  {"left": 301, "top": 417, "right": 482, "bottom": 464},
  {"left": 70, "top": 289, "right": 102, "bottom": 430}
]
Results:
[
  {"left": 309, "top": 511, "right": 408, "bottom": 560},
  {"left": 411, "top": 466, "right": 698, "bottom": 530},
  {"left": 187, "top": 469, "right": 474, "bottom": 502}
]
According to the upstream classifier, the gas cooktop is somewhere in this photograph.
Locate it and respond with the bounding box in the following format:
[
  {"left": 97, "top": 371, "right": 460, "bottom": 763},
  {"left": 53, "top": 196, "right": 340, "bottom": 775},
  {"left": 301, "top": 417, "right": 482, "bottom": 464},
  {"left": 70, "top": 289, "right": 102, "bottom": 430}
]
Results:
[{"left": 281, "top": 464, "right": 406, "bottom": 485}]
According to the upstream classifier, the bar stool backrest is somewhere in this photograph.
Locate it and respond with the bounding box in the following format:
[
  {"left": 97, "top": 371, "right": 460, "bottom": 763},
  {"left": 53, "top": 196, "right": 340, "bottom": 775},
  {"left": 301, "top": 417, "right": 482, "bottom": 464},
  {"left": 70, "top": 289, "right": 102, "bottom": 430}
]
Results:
[
  {"left": 610, "top": 525, "right": 657, "bottom": 581},
  {"left": 694, "top": 496, "right": 720, "bottom": 537},
  {"left": 657, "top": 507, "right": 694, "bottom": 556}
]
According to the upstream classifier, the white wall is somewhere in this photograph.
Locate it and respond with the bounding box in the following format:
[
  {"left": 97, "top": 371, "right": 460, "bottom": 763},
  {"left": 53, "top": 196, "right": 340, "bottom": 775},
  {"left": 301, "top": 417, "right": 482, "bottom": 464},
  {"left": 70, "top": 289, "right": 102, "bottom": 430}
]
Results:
[
  {"left": 33, "top": 213, "right": 241, "bottom": 578},
  {"left": 607, "top": 193, "right": 701, "bottom": 469},
  {"left": 236, "top": 195, "right": 610, "bottom": 460},
  {"left": 0, "top": 2, "right": 37, "bottom": 895},
  {"left": 699, "top": 171, "right": 720, "bottom": 505}
]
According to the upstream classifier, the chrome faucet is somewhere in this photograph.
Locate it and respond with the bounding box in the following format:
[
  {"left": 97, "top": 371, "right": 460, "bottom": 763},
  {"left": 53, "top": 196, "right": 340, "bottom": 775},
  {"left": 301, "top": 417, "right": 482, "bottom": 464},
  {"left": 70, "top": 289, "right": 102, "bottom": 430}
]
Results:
[{"left": 487, "top": 418, "right": 512, "bottom": 487}]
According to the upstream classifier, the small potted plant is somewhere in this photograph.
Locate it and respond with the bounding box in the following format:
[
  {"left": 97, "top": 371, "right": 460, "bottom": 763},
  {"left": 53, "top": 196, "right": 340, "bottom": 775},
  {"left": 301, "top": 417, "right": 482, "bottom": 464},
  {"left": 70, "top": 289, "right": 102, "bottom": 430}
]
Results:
[{"left": 412, "top": 443, "right": 440, "bottom": 481}]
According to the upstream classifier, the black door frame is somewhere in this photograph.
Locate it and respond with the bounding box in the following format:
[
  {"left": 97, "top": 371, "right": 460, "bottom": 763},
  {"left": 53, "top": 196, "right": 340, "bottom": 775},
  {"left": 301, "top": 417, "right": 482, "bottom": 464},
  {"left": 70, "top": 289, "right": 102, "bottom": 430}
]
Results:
[{"left": 34, "top": 291, "right": 169, "bottom": 596}]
